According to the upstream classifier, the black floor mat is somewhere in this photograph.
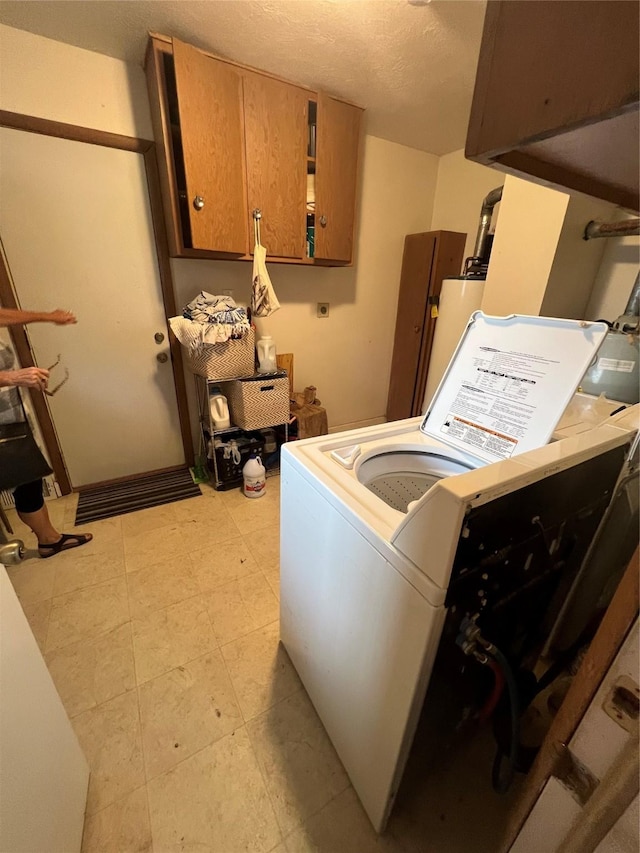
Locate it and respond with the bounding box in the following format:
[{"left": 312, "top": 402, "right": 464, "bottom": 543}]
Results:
[{"left": 75, "top": 468, "right": 201, "bottom": 525}]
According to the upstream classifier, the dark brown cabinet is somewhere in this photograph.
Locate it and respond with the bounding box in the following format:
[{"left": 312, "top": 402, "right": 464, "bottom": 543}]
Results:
[
  {"left": 466, "top": 1, "right": 639, "bottom": 212},
  {"left": 386, "top": 230, "right": 466, "bottom": 422}
]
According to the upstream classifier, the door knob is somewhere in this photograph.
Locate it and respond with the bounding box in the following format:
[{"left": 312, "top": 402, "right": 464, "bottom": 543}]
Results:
[
  {"left": 193, "top": 196, "right": 205, "bottom": 211},
  {"left": 154, "top": 332, "right": 165, "bottom": 344},
  {"left": 319, "top": 215, "right": 327, "bottom": 228},
  {"left": 157, "top": 352, "right": 169, "bottom": 364}
]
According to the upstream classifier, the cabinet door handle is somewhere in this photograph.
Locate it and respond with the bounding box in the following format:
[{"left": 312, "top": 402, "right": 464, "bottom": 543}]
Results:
[
  {"left": 157, "top": 352, "right": 169, "bottom": 364},
  {"left": 193, "top": 196, "right": 205, "bottom": 211},
  {"left": 319, "top": 215, "right": 327, "bottom": 228}
]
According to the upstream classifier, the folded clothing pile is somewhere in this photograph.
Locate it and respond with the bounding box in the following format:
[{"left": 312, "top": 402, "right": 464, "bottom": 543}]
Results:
[{"left": 169, "top": 291, "right": 250, "bottom": 353}]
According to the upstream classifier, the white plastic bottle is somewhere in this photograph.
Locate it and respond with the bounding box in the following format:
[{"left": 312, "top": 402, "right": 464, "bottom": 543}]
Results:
[
  {"left": 256, "top": 335, "right": 277, "bottom": 374},
  {"left": 242, "top": 453, "right": 266, "bottom": 498},
  {"left": 209, "top": 387, "right": 230, "bottom": 430}
]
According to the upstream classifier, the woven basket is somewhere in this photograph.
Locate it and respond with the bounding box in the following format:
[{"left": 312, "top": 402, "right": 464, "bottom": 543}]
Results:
[
  {"left": 227, "top": 372, "right": 290, "bottom": 430},
  {"left": 184, "top": 328, "right": 255, "bottom": 380}
]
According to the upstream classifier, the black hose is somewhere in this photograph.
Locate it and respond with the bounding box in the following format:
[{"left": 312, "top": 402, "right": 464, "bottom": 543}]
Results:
[{"left": 487, "top": 645, "right": 520, "bottom": 794}]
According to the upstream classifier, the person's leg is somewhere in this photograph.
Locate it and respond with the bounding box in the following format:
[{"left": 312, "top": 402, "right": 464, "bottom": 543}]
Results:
[
  {"left": 13, "top": 480, "right": 92, "bottom": 557},
  {"left": 14, "top": 480, "right": 59, "bottom": 543}
]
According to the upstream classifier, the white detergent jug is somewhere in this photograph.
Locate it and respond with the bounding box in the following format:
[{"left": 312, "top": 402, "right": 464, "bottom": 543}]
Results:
[
  {"left": 209, "top": 387, "right": 230, "bottom": 430},
  {"left": 242, "top": 453, "right": 266, "bottom": 498},
  {"left": 256, "top": 335, "right": 277, "bottom": 374}
]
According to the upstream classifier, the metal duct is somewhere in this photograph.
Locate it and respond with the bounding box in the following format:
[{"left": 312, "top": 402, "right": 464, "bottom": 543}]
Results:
[
  {"left": 583, "top": 218, "right": 640, "bottom": 240},
  {"left": 464, "top": 186, "right": 503, "bottom": 278}
]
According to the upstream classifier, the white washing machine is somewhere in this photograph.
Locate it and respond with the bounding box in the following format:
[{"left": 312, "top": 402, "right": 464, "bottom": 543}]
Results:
[{"left": 279, "top": 313, "right": 639, "bottom": 832}]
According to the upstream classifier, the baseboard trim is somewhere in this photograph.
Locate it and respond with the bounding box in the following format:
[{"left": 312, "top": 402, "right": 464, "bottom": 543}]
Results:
[{"left": 328, "top": 416, "right": 386, "bottom": 434}]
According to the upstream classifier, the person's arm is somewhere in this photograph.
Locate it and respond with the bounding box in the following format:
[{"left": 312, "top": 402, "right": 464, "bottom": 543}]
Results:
[
  {"left": 0, "top": 308, "right": 76, "bottom": 327},
  {"left": 0, "top": 366, "right": 49, "bottom": 391}
]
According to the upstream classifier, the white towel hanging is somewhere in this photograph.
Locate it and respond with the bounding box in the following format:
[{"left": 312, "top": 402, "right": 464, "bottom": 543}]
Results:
[{"left": 251, "top": 212, "right": 281, "bottom": 318}]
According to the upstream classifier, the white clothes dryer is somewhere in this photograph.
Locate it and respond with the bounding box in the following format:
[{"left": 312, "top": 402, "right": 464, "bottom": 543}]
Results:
[{"left": 279, "top": 313, "right": 639, "bottom": 832}]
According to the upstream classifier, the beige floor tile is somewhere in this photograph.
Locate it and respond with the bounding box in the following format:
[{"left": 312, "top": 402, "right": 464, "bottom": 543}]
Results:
[
  {"left": 139, "top": 649, "right": 243, "bottom": 780},
  {"left": 45, "top": 623, "right": 135, "bottom": 718},
  {"left": 46, "top": 575, "right": 129, "bottom": 653},
  {"left": 227, "top": 493, "right": 280, "bottom": 536},
  {"left": 81, "top": 786, "right": 152, "bottom": 853},
  {"left": 264, "top": 567, "right": 280, "bottom": 601},
  {"left": 180, "top": 511, "right": 242, "bottom": 552},
  {"left": 247, "top": 690, "right": 350, "bottom": 836},
  {"left": 147, "top": 726, "right": 281, "bottom": 853},
  {"left": 126, "top": 555, "right": 200, "bottom": 618},
  {"left": 132, "top": 595, "right": 217, "bottom": 685},
  {"left": 123, "top": 522, "right": 186, "bottom": 573},
  {"left": 20, "top": 598, "right": 52, "bottom": 652},
  {"left": 220, "top": 621, "right": 301, "bottom": 721},
  {"left": 72, "top": 690, "right": 145, "bottom": 815},
  {"left": 67, "top": 515, "right": 124, "bottom": 547},
  {"left": 120, "top": 502, "right": 180, "bottom": 537},
  {"left": 205, "top": 573, "right": 279, "bottom": 646},
  {"left": 6, "top": 559, "right": 56, "bottom": 604},
  {"left": 53, "top": 541, "right": 125, "bottom": 597},
  {"left": 170, "top": 493, "right": 222, "bottom": 524},
  {"left": 282, "top": 787, "right": 409, "bottom": 853},
  {"left": 189, "top": 535, "right": 260, "bottom": 592},
  {"left": 244, "top": 523, "right": 280, "bottom": 571}
]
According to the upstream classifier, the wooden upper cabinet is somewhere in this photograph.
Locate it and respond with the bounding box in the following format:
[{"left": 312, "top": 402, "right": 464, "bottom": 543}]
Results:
[
  {"left": 242, "top": 72, "right": 307, "bottom": 259},
  {"left": 466, "top": 0, "right": 640, "bottom": 211},
  {"left": 315, "top": 94, "right": 363, "bottom": 263},
  {"left": 172, "top": 39, "right": 248, "bottom": 254},
  {"left": 145, "top": 34, "right": 363, "bottom": 263}
]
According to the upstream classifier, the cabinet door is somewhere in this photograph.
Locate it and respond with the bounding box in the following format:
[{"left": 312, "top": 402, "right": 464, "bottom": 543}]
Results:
[
  {"left": 243, "top": 72, "right": 308, "bottom": 259},
  {"left": 314, "top": 94, "right": 362, "bottom": 264},
  {"left": 172, "top": 38, "right": 249, "bottom": 254}
]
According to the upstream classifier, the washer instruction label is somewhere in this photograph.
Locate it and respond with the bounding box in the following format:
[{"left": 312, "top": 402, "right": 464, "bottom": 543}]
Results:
[
  {"left": 441, "top": 413, "right": 518, "bottom": 458},
  {"left": 597, "top": 357, "right": 635, "bottom": 373},
  {"left": 424, "top": 314, "right": 607, "bottom": 463}
]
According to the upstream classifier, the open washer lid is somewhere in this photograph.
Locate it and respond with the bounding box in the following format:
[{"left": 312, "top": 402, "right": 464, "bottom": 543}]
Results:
[{"left": 421, "top": 312, "right": 608, "bottom": 466}]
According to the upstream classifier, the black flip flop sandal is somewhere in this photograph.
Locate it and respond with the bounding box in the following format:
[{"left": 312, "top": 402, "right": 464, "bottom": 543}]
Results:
[{"left": 38, "top": 532, "right": 93, "bottom": 559}]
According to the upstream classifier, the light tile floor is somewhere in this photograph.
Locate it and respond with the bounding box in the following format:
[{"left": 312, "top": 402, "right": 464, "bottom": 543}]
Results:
[{"left": 6, "top": 479, "right": 516, "bottom": 852}]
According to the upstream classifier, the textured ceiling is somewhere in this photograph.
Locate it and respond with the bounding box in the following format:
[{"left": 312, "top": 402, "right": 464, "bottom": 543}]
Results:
[{"left": 0, "top": 0, "right": 487, "bottom": 155}]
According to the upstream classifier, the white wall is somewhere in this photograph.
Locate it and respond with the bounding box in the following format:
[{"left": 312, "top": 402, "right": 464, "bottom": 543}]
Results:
[
  {"left": 0, "top": 24, "right": 152, "bottom": 139},
  {"left": 0, "top": 25, "right": 439, "bottom": 435},
  {"left": 586, "top": 221, "right": 640, "bottom": 322},
  {"left": 430, "top": 148, "right": 505, "bottom": 265},
  {"left": 173, "top": 136, "right": 439, "bottom": 432},
  {"left": 482, "top": 175, "right": 570, "bottom": 316},
  {"left": 430, "top": 151, "right": 633, "bottom": 323},
  {"left": 541, "top": 193, "right": 615, "bottom": 319}
]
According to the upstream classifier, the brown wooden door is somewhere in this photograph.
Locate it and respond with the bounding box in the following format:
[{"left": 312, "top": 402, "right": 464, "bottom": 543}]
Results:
[
  {"left": 243, "top": 72, "right": 308, "bottom": 259},
  {"left": 172, "top": 38, "right": 248, "bottom": 254},
  {"left": 386, "top": 231, "right": 466, "bottom": 422},
  {"left": 314, "top": 93, "right": 362, "bottom": 264}
]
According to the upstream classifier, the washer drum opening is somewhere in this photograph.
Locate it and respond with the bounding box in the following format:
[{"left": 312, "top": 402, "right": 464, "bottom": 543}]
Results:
[{"left": 357, "top": 451, "right": 474, "bottom": 512}]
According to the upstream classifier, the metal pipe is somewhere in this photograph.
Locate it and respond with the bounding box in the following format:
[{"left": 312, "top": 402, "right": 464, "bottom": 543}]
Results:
[
  {"left": 583, "top": 219, "right": 640, "bottom": 240},
  {"left": 473, "top": 186, "right": 504, "bottom": 260},
  {"left": 464, "top": 185, "right": 503, "bottom": 278},
  {"left": 624, "top": 271, "right": 640, "bottom": 317}
]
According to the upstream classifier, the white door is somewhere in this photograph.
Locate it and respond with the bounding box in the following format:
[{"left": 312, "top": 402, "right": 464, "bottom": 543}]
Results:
[{"left": 0, "top": 128, "right": 185, "bottom": 486}]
